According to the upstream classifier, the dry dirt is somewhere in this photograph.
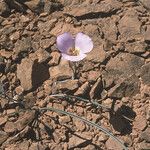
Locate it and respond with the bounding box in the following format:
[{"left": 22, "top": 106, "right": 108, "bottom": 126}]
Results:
[{"left": 0, "top": 0, "right": 150, "bottom": 150}]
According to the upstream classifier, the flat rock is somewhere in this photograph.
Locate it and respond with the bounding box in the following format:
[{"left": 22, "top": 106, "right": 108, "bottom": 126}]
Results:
[
  {"left": 1, "top": 25, "right": 16, "bottom": 35},
  {"left": 14, "top": 37, "right": 32, "bottom": 55},
  {"left": 137, "top": 142, "right": 150, "bottom": 150},
  {"left": 133, "top": 115, "right": 147, "bottom": 131},
  {"left": 48, "top": 51, "right": 61, "bottom": 66},
  {"left": 24, "top": 0, "right": 43, "bottom": 12},
  {"left": 0, "top": 49, "right": 12, "bottom": 58},
  {"left": 0, "top": 97, "right": 9, "bottom": 108},
  {"left": 17, "top": 141, "right": 30, "bottom": 150},
  {"left": 86, "top": 44, "right": 106, "bottom": 63},
  {"left": 49, "top": 59, "right": 73, "bottom": 80},
  {"left": 74, "top": 82, "right": 90, "bottom": 96},
  {"left": 55, "top": 79, "right": 79, "bottom": 91},
  {"left": 64, "top": 0, "right": 122, "bottom": 17},
  {"left": 59, "top": 115, "right": 71, "bottom": 124},
  {"left": 87, "top": 70, "right": 101, "bottom": 83},
  {"left": 144, "top": 25, "right": 150, "bottom": 41},
  {"left": 90, "top": 78, "right": 103, "bottom": 99},
  {"left": 40, "top": 38, "right": 52, "bottom": 49},
  {"left": 73, "top": 119, "right": 86, "bottom": 131},
  {"left": 4, "top": 121, "right": 17, "bottom": 133},
  {"left": 82, "top": 61, "right": 95, "bottom": 72},
  {"left": 37, "top": 19, "right": 57, "bottom": 34},
  {"left": 0, "top": 116, "right": 7, "bottom": 125},
  {"left": 15, "top": 110, "right": 36, "bottom": 131},
  {"left": 103, "top": 53, "right": 144, "bottom": 88},
  {"left": 140, "top": 63, "right": 150, "bottom": 86},
  {"left": 105, "top": 137, "right": 124, "bottom": 150},
  {"left": 43, "top": 1, "right": 62, "bottom": 14},
  {"left": 139, "top": 0, "right": 150, "bottom": 10},
  {"left": 108, "top": 75, "right": 140, "bottom": 98},
  {"left": 100, "top": 18, "right": 118, "bottom": 44},
  {"left": 125, "top": 41, "right": 146, "bottom": 53},
  {"left": 29, "top": 142, "right": 47, "bottom": 150},
  {"left": 118, "top": 10, "right": 142, "bottom": 41},
  {"left": 68, "top": 132, "right": 92, "bottom": 149},
  {"left": 34, "top": 49, "right": 51, "bottom": 63},
  {"left": 0, "top": 131, "right": 8, "bottom": 145},
  {"left": 140, "top": 127, "right": 150, "bottom": 142},
  {"left": 17, "top": 57, "right": 49, "bottom": 91}
]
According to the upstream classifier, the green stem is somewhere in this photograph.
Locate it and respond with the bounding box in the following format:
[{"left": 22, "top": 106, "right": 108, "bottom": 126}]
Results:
[
  {"left": 50, "top": 94, "right": 110, "bottom": 110},
  {"left": 39, "top": 107, "right": 128, "bottom": 150}
]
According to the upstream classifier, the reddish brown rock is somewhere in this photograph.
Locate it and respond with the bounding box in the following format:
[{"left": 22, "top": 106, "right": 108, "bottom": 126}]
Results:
[
  {"left": 140, "top": 63, "right": 150, "bottom": 86},
  {"left": 40, "top": 38, "right": 52, "bottom": 49},
  {"left": 86, "top": 44, "right": 106, "bottom": 63},
  {"left": 0, "top": 116, "right": 7, "bottom": 126},
  {"left": 118, "top": 10, "right": 142, "bottom": 41},
  {"left": 48, "top": 51, "right": 61, "bottom": 66},
  {"left": 137, "top": 141, "right": 150, "bottom": 150},
  {"left": 103, "top": 53, "right": 144, "bottom": 88},
  {"left": 20, "top": 15, "right": 30, "bottom": 23},
  {"left": 68, "top": 132, "right": 92, "bottom": 149},
  {"left": 55, "top": 79, "right": 79, "bottom": 91},
  {"left": 0, "top": 97, "right": 9, "bottom": 108},
  {"left": 106, "top": 137, "right": 124, "bottom": 150},
  {"left": 144, "top": 25, "right": 150, "bottom": 41},
  {"left": 15, "top": 86, "right": 24, "bottom": 95},
  {"left": 37, "top": 19, "right": 57, "bottom": 34},
  {"left": 15, "top": 110, "right": 36, "bottom": 131},
  {"left": 59, "top": 116, "right": 71, "bottom": 124},
  {"left": 82, "top": 61, "right": 95, "bottom": 72},
  {"left": 34, "top": 48, "right": 51, "bottom": 63},
  {"left": 49, "top": 59, "right": 73, "bottom": 80},
  {"left": 87, "top": 70, "right": 101, "bottom": 83},
  {"left": 0, "top": 49, "right": 12, "bottom": 59},
  {"left": 4, "top": 121, "right": 17, "bottom": 133},
  {"left": 0, "top": 131, "right": 8, "bottom": 145},
  {"left": 108, "top": 75, "right": 140, "bottom": 98},
  {"left": 140, "top": 0, "right": 150, "bottom": 10},
  {"left": 90, "top": 78, "right": 103, "bottom": 99},
  {"left": 74, "top": 82, "right": 90, "bottom": 96},
  {"left": 10, "top": 31, "right": 20, "bottom": 41},
  {"left": 133, "top": 115, "right": 147, "bottom": 131},
  {"left": 24, "top": 0, "right": 42, "bottom": 12},
  {"left": 100, "top": 18, "right": 118, "bottom": 44},
  {"left": 17, "top": 57, "right": 49, "bottom": 91},
  {"left": 29, "top": 142, "right": 48, "bottom": 150},
  {"left": 74, "top": 119, "right": 86, "bottom": 131},
  {"left": 14, "top": 37, "right": 32, "bottom": 55},
  {"left": 64, "top": 0, "right": 122, "bottom": 16},
  {"left": 140, "top": 127, "right": 150, "bottom": 142},
  {"left": 125, "top": 41, "right": 146, "bottom": 53}
]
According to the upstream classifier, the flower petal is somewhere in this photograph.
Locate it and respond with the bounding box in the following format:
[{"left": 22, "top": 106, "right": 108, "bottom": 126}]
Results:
[
  {"left": 56, "top": 32, "right": 74, "bottom": 53},
  {"left": 61, "top": 53, "right": 86, "bottom": 62},
  {"left": 75, "top": 32, "right": 93, "bottom": 53}
]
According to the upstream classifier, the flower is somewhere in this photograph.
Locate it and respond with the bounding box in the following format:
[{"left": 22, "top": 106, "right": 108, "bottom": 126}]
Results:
[{"left": 56, "top": 32, "right": 93, "bottom": 61}]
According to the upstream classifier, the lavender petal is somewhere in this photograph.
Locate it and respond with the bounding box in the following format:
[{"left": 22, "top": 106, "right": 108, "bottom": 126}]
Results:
[
  {"left": 61, "top": 53, "right": 86, "bottom": 62},
  {"left": 56, "top": 32, "right": 74, "bottom": 53},
  {"left": 75, "top": 32, "right": 93, "bottom": 53}
]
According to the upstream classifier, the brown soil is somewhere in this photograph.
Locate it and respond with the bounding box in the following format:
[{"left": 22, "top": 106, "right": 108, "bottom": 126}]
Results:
[{"left": 0, "top": 0, "right": 150, "bottom": 150}]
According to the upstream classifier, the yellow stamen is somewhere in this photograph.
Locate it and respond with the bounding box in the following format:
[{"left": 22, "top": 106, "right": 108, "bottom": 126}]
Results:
[{"left": 67, "top": 47, "right": 80, "bottom": 56}]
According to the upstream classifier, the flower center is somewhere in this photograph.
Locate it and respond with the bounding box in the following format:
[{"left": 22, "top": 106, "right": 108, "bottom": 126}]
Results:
[{"left": 67, "top": 47, "right": 80, "bottom": 56}]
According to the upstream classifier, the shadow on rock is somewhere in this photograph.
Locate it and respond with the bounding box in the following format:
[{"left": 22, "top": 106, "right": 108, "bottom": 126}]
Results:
[
  {"left": 32, "top": 61, "right": 50, "bottom": 91},
  {"left": 109, "top": 105, "right": 136, "bottom": 135}
]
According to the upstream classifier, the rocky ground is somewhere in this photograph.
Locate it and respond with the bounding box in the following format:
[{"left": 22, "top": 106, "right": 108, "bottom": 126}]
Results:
[{"left": 0, "top": 0, "right": 150, "bottom": 150}]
